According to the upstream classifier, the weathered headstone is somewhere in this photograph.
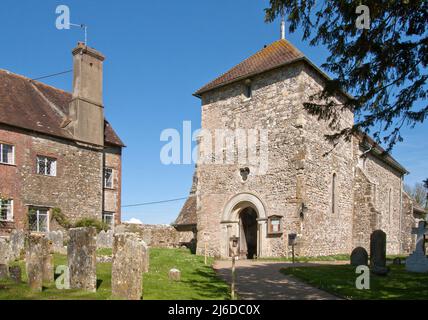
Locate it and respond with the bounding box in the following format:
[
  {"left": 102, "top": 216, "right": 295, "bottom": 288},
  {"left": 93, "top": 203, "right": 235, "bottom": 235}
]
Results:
[
  {"left": 68, "top": 227, "right": 97, "bottom": 292},
  {"left": 393, "top": 257, "right": 402, "bottom": 265},
  {"left": 0, "top": 237, "right": 11, "bottom": 265},
  {"left": 111, "top": 233, "right": 144, "bottom": 300},
  {"left": 406, "top": 221, "right": 428, "bottom": 273},
  {"left": 47, "top": 231, "right": 65, "bottom": 254},
  {"left": 0, "top": 264, "right": 8, "bottom": 280},
  {"left": 350, "top": 247, "right": 368, "bottom": 266},
  {"left": 169, "top": 268, "right": 181, "bottom": 281},
  {"left": 370, "top": 230, "right": 389, "bottom": 275},
  {"left": 10, "top": 230, "right": 26, "bottom": 261},
  {"left": 142, "top": 241, "right": 149, "bottom": 273},
  {"left": 9, "top": 265, "right": 22, "bottom": 283},
  {"left": 25, "top": 234, "right": 45, "bottom": 291},
  {"left": 96, "top": 230, "right": 113, "bottom": 249},
  {"left": 42, "top": 239, "right": 54, "bottom": 283}
]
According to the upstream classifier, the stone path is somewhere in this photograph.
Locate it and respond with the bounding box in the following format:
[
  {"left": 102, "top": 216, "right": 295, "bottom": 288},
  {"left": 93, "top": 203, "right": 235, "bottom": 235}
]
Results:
[{"left": 214, "top": 259, "right": 344, "bottom": 300}]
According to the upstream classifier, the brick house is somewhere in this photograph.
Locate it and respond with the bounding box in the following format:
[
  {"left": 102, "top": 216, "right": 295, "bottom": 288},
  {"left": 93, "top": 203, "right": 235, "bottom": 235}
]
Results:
[
  {"left": 0, "top": 43, "right": 124, "bottom": 236},
  {"left": 176, "top": 39, "right": 425, "bottom": 258}
]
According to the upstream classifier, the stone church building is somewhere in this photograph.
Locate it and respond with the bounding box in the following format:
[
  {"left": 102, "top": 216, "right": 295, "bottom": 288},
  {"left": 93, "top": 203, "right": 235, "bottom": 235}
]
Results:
[
  {"left": 0, "top": 43, "right": 124, "bottom": 236},
  {"left": 175, "top": 39, "right": 424, "bottom": 259}
]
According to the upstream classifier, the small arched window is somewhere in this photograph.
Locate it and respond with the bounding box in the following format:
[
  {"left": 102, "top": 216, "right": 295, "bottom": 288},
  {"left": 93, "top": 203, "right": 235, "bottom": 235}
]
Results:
[
  {"left": 244, "top": 80, "right": 252, "bottom": 99},
  {"left": 332, "top": 173, "right": 337, "bottom": 214}
]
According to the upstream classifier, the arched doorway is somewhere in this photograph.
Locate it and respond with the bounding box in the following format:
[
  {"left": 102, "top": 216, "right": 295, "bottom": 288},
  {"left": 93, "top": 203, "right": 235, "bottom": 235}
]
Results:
[
  {"left": 220, "top": 193, "right": 268, "bottom": 259},
  {"left": 239, "top": 207, "right": 258, "bottom": 259}
]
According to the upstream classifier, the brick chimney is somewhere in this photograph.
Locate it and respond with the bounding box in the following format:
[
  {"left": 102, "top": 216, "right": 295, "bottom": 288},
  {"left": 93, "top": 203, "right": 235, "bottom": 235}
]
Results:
[{"left": 68, "top": 42, "right": 105, "bottom": 146}]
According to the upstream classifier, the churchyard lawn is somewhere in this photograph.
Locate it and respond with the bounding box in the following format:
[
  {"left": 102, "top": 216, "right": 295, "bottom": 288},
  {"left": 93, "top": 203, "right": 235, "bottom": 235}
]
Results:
[
  {"left": 282, "top": 264, "right": 428, "bottom": 300},
  {"left": 0, "top": 248, "right": 230, "bottom": 300}
]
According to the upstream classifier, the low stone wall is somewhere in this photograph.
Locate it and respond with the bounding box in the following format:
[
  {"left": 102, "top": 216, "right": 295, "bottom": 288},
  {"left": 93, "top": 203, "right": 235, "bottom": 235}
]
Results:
[{"left": 115, "top": 224, "right": 194, "bottom": 249}]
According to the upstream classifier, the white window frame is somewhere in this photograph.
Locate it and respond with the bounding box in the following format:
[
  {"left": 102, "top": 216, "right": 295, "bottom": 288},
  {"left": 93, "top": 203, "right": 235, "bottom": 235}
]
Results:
[
  {"left": 0, "top": 143, "right": 15, "bottom": 165},
  {"left": 102, "top": 211, "right": 115, "bottom": 229},
  {"left": 0, "top": 199, "right": 13, "bottom": 222},
  {"left": 37, "top": 156, "right": 57, "bottom": 176},
  {"left": 104, "top": 168, "right": 114, "bottom": 189},
  {"left": 28, "top": 207, "right": 50, "bottom": 233}
]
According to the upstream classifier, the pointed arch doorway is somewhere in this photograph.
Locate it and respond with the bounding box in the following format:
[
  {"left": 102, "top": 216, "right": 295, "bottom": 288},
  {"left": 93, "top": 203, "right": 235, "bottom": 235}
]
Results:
[{"left": 220, "top": 193, "right": 268, "bottom": 259}]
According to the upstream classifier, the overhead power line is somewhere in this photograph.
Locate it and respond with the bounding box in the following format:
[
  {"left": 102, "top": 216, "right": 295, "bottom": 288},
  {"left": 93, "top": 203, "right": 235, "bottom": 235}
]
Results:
[
  {"left": 31, "top": 69, "right": 72, "bottom": 81},
  {"left": 121, "top": 196, "right": 190, "bottom": 208}
]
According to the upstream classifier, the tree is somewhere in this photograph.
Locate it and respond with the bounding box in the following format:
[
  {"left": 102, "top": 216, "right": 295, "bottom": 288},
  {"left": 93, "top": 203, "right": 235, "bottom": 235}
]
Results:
[
  {"left": 404, "top": 182, "right": 428, "bottom": 209},
  {"left": 265, "top": 1, "right": 427, "bottom": 151}
]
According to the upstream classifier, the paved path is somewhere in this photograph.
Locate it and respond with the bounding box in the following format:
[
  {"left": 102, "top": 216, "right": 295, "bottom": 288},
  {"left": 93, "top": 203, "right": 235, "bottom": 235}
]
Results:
[{"left": 214, "top": 259, "right": 344, "bottom": 300}]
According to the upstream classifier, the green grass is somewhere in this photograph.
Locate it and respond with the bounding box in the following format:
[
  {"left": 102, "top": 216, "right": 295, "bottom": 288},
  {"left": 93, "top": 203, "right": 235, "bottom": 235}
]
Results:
[
  {"left": 282, "top": 264, "right": 428, "bottom": 300},
  {"left": 258, "top": 253, "right": 351, "bottom": 262},
  {"left": 0, "top": 248, "right": 230, "bottom": 300}
]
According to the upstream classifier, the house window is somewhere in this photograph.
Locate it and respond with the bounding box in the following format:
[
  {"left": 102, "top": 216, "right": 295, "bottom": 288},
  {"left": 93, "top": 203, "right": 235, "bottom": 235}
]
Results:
[
  {"left": 332, "top": 173, "right": 337, "bottom": 214},
  {"left": 37, "top": 156, "right": 57, "bottom": 176},
  {"left": 28, "top": 207, "right": 49, "bottom": 233},
  {"left": 0, "top": 199, "right": 13, "bottom": 222},
  {"left": 102, "top": 212, "right": 114, "bottom": 229},
  {"left": 0, "top": 143, "right": 14, "bottom": 165},
  {"left": 104, "top": 168, "right": 114, "bottom": 188}
]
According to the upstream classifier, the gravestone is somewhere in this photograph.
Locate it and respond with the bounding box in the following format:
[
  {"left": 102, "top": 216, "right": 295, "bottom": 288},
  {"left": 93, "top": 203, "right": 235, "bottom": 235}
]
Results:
[
  {"left": 68, "top": 227, "right": 97, "bottom": 292},
  {"left": 47, "top": 231, "right": 65, "bottom": 254},
  {"left": 96, "top": 230, "right": 113, "bottom": 249},
  {"left": 25, "top": 234, "right": 45, "bottom": 291},
  {"left": 370, "top": 230, "right": 389, "bottom": 275},
  {"left": 111, "top": 233, "right": 145, "bottom": 300},
  {"left": 142, "top": 241, "right": 149, "bottom": 273},
  {"left": 350, "top": 247, "right": 368, "bottom": 266},
  {"left": 9, "top": 265, "right": 22, "bottom": 283},
  {"left": 0, "top": 264, "right": 8, "bottom": 280},
  {"left": 169, "top": 268, "right": 181, "bottom": 281},
  {"left": 10, "top": 230, "right": 26, "bottom": 261},
  {"left": 42, "top": 239, "right": 54, "bottom": 283},
  {"left": 0, "top": 237, "right": 11, "bottom": 265},
  {"left": 393, "top": 257, "right": 402, "bottom": 265},
  {"left": 406, "top": 221, "right": 428, "bottom": 273}
]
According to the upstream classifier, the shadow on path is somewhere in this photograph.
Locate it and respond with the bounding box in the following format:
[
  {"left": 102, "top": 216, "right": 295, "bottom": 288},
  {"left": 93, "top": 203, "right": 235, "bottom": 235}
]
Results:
[{"left": 214, "top": 260, "right": 343, "bottom": 300}]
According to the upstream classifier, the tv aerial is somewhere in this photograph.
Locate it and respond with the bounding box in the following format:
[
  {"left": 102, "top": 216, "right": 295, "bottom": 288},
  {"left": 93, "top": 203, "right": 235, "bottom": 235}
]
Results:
[{"left": 68, "top": 23, "right": 88, "bottom": 46}]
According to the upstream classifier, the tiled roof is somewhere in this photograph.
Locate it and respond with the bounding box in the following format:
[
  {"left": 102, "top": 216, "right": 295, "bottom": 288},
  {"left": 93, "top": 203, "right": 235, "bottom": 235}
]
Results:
[
  {"left": 194, "top": 39, "right": 304, "bottom": 96},
  {"left": 174, "top": 196, "right": 197, "bottom": 227},
  {"left": 0, "top": 69, "right": 124, "bottom": 147}
]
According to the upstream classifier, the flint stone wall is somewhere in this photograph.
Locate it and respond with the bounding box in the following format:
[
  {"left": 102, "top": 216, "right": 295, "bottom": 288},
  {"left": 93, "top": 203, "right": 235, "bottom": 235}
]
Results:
[{"left": 116, "top": 223, "right": 193, "bottom": 249}]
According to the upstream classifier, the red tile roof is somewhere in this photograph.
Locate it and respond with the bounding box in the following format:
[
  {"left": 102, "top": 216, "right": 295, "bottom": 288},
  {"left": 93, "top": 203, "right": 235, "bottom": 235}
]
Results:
[
  {"left": 194, "top": 39, "right": 304, "bottom": 96},
  {"left": 0, "top": 69, "right": 124, "bottom": 147}
]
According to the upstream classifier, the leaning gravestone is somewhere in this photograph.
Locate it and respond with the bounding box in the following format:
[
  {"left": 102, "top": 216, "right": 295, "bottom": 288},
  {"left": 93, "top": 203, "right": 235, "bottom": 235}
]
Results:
[
  {"left": 68, "top": 227, "right": 97, "bottom": 292},
  {"left": 350, "top": 247, "right": 368, "bottom": 266},
  {"left": 0, "top": 237, "right": 11, "bottom": 265},
  {"left": 26, "top": 234, "right": 45, "bottom": 291},
  {"left": 42, "top": 239, "right": 54, "bottom": 283},
  {"left": 96, "top": 230, "right": 114, "bottom": 249},
  {"left": 370, "top": 230, "right": 389, "bottom": 275},
  {"left": 0, "top": 264, "right": 8, "bottom": 280},
  {"left": 111, "top": 233, "right": 145, "bottom": 300},
  {"left": 406, "top": 221, "right": 428, "bottom": 273},
  {"left": 142, "top": 241, "right": 149, "bottom": 273},
  {"left": 10, "top": 230, "right": 26, "bottom": 261}
]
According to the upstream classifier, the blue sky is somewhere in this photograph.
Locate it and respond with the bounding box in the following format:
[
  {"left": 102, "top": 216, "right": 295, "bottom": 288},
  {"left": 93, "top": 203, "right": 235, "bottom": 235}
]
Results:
[{"left": 1, "top": 1, "right": 426, "bottom": 224}]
